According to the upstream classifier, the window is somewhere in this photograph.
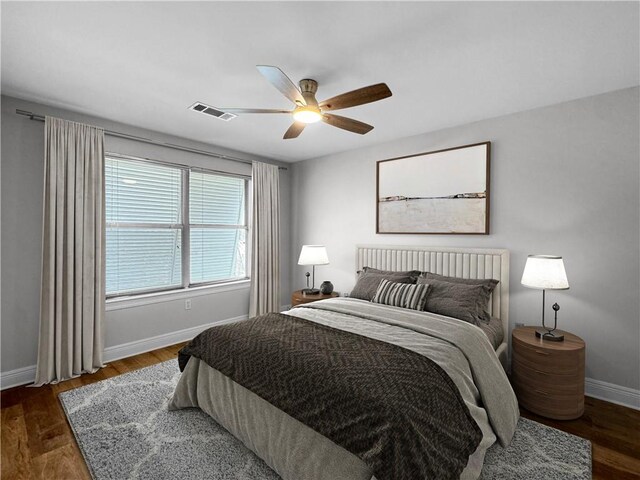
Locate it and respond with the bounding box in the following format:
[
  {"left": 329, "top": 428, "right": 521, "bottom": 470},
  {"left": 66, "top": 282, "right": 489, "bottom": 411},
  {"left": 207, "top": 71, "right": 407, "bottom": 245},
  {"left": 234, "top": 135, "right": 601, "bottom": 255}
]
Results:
[
  {"left": 106, "top": 155, "right": 248, "bottom": 297},
  {"left": 189, "top": 170, "right": 247, "bottom": 284}
]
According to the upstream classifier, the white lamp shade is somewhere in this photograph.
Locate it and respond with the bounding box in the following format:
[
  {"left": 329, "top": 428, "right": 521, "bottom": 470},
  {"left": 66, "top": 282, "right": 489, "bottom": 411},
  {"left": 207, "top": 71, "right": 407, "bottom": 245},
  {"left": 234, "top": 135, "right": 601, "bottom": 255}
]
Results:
[
  {"left": 521, "top": 255, "right": 569, "bottom": 290},
  {"left": 298, "top": 245, "right": 329, "bottom": 266}
]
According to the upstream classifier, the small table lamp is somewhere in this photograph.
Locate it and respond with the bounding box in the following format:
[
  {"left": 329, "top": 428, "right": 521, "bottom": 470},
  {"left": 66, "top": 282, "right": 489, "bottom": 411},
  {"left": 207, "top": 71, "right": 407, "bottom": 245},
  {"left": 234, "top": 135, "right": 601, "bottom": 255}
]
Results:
[
  {"left": 298, "top": 245, "right": 329, "bottom": 295},
  {"left": 521, "top": 255, "right": 570, "bottom": 341}
]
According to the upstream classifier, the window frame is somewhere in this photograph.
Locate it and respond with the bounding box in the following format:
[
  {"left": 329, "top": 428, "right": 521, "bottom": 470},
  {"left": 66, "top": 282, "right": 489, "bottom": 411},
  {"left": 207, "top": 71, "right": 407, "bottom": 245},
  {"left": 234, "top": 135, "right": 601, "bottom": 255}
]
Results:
[{"left": 105, "top": 153, "right": 250, "bottom": 299}]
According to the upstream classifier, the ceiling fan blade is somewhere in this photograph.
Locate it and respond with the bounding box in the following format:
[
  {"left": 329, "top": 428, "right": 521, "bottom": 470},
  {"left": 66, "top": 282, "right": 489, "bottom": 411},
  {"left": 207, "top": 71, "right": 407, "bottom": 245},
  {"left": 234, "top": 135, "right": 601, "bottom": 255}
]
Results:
[
  {"left": 283, "top": 121, "right": 306, "bottom": 139},
  {"left": 322, "top": 114, "right": 374, "bottom": 135},
  {"left": 220, "top": 108, "right": 291, "bottom": 114},
  {"left": 257, "top": 65, "right": 306, "bottom": 106},
  {"left": 319, "top": 83, "right": 392, "bottom": 112}
]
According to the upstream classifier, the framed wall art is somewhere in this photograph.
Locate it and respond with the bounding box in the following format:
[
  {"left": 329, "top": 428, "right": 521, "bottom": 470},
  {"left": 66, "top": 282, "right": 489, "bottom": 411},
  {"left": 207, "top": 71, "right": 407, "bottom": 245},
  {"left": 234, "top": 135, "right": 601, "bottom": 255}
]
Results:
[{"left": 376, "top": 141, "right": 490, "bottom": 234}]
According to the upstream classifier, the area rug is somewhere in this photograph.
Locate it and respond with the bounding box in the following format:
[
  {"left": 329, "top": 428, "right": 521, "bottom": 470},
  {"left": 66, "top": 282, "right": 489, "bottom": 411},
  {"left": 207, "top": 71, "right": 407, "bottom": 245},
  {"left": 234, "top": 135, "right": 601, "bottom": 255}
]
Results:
[{"left": 59, "top": 360, "right": 591, "bottom": 480}]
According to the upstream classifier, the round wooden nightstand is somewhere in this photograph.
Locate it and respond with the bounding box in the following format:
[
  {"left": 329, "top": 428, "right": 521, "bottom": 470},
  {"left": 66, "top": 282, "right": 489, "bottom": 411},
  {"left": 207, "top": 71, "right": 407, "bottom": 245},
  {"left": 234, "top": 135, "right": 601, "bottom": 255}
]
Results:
[
  {"left": 291, "top": 290, "right": 338, "bottom": 307},
  {"left": 511, "top": 326, "right": 585, "bottom": 420}
]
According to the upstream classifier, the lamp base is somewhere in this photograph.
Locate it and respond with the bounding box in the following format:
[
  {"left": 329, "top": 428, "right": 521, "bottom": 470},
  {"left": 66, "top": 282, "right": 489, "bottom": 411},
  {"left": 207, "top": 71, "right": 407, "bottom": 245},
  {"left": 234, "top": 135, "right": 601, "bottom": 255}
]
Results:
[
  {"left": 301, "top": 288, "right": 320, "bottom": 295},
  {"left": 535, "top": 328, "right": 565, "bottom": 342}
]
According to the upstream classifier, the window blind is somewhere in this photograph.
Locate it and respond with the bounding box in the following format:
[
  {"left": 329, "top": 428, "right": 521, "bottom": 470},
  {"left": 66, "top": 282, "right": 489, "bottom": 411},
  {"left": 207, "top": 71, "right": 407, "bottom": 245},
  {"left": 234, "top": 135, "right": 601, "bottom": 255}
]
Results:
[
  {"left": 106, "top": 158, "right": 182, "bottom": 224},
  {"left": 190, "top": 170, "right": 245, "bottom": 225},
  {"left": 189, "top": 171, "right": 247, "bottom": 284},
  {"left": 105, "top": 156, "right": 248, "bottom": 297},
  {"left": 106, "top": 158, "right": 183, "bottom": 295}
]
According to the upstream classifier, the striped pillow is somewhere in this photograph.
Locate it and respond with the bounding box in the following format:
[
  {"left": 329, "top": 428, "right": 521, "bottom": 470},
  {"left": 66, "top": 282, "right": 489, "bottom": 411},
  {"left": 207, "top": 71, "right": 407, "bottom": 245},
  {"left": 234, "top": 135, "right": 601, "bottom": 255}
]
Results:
[{"left": 371, "top": 279, "right": 430, "bottom": 311}]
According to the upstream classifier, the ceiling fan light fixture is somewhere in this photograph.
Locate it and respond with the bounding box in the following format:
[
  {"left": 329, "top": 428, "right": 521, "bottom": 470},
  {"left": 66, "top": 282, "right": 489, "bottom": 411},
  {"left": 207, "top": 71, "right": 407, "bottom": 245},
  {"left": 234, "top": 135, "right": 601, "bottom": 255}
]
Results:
[{"left": 293, "top": 107, "right": 322, "bottom": 124}]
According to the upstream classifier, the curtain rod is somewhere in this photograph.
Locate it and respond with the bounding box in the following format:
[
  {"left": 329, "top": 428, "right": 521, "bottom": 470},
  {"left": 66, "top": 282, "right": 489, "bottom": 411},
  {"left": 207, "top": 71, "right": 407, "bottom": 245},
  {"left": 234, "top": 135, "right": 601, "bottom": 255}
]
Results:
[{"left": 15, "top": 109, "right": 287, "bottom": 170}]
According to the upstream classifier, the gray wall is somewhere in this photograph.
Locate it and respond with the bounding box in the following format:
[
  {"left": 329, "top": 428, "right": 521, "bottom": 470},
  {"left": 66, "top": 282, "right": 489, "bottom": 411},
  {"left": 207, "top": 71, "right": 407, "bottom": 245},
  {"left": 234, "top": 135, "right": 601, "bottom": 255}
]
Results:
[
  {"left": 1, "top": 95, "right": 292, "bottom": 373},
  {"left": 291, "top": 87, "right": 640, "bottom": 390}
]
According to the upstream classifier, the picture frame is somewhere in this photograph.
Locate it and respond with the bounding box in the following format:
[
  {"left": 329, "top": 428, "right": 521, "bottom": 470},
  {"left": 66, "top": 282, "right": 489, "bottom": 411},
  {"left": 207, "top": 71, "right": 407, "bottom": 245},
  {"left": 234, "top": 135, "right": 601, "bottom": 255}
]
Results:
[{"left": 376, "top": 141, "right": 490, "bottom": 235}]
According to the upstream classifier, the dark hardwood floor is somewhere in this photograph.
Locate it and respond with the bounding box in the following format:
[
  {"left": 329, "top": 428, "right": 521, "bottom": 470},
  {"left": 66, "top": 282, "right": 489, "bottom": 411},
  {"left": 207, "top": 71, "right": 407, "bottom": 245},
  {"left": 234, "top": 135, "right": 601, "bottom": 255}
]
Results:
[{"left": 2, "top": 342, "right": 639, "bottom": 479}]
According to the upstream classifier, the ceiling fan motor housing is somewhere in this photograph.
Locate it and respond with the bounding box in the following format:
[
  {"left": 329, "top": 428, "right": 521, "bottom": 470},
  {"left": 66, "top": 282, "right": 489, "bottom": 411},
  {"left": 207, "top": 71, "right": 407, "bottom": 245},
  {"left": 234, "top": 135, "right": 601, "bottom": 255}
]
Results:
[{"left": 299, "top": 79, "right": 319, "bottom": 106}]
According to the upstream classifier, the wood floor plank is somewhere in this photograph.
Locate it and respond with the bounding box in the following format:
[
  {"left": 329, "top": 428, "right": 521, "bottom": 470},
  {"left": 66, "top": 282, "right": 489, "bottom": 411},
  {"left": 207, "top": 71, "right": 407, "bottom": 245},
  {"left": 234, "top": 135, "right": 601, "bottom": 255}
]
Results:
[
  {"left": 30, "top": 444, "right": 90, "bottom": 480},
  {"left": 108, "top": 351, "right": 156, "bottom": 374},
  {"left": 22, "top": 387, "right": 72, "bottom": 458},
  {"left": 100, "top": 363, "right": 123, "bottom": 378},
  {"left": 77, "top": 367, "right": 111, "bottom": 386},
  {"left": 50, "top": 377, "right": 84, "bottom": 396},
  {"left": 593, "top": 461, "right": 640, "bottom": 480},
  {"left": 1, "top": 385, "right": 29, "bottom": 409},
  {"left": 2, "top": 381, "right": 48, "bottom": 409},
  {"left": 150, "top": 346, "right": 179, "bottom": 362},
  {"left": 68, "top": 440, "right": 92, "bottom": 480},
  {"left": 3, "top": 341, "right": 638, "bottom": 478},
  {"left": 163, "top": 342, "right": 187, "bottom": 356},
  {"left": 588, "top": 398, "right": 640, "bottom": 459},
  {"left": 1, "top": 404, "right": 31, "bottom": 480},
  {"left": 130, "top": 351, "right": 160, "bottom": 365},
  {"left": 593, "top": 444, "right": 640, "bottom": 477},
  {"left": 109, "top": 358, "right": 135, "bottom": 375}
]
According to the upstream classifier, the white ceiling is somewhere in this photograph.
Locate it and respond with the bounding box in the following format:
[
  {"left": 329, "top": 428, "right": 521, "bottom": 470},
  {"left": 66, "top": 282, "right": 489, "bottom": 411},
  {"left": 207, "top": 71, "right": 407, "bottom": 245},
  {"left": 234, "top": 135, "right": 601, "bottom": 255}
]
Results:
[{"left": 2, "top": 2, "right": 638, "bottom": 162}]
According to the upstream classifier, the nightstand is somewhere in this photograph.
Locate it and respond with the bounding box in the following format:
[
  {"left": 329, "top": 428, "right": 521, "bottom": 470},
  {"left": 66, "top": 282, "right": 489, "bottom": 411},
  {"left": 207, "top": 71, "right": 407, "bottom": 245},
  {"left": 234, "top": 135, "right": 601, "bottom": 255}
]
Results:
[
  {"left": 511, "top": 326, "right": 585, "bottom": 420},
  {"left": 291, "top": 290, "right": 338, "bottom": 307}
]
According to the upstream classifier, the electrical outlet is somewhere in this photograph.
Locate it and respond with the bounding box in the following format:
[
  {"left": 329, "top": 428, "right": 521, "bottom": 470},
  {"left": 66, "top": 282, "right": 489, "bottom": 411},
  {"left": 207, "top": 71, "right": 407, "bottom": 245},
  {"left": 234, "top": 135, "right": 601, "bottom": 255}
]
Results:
[{"left": 185, "top": 299, "right": 192, "bottom": 310}]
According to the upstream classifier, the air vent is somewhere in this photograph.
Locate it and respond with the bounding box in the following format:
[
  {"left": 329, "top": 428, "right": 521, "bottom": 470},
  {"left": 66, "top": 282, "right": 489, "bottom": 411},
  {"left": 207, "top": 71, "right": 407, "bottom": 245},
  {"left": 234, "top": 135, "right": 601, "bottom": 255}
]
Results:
[{"left": 189, "top": 102, "right": 236, "bottom": 122}]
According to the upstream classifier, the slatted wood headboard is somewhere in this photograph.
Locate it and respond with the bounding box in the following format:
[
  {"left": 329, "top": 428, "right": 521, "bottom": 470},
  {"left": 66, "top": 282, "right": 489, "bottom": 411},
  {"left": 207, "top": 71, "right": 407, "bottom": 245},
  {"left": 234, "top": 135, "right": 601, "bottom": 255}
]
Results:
[{"left": 356, "top": 244, "right": 510, "bottom": 366}]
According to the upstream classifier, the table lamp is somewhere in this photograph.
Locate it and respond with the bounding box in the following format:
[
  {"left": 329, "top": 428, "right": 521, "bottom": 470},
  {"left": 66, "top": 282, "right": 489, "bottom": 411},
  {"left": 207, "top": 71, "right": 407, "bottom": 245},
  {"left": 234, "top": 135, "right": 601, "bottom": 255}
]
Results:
[
  {"left": 521, "top": 255, "right": 570, "bottom": 341},
  {"left": 298, "top": 245, "right": 329, "bottom": 295}
]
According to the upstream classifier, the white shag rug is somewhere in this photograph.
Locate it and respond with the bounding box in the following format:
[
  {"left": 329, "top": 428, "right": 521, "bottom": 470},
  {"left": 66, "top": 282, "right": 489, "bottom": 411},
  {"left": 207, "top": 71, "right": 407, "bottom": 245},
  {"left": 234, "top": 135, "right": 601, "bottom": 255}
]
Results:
[{"left": 59, "top": 360, "right": 592, "bottom": 480}]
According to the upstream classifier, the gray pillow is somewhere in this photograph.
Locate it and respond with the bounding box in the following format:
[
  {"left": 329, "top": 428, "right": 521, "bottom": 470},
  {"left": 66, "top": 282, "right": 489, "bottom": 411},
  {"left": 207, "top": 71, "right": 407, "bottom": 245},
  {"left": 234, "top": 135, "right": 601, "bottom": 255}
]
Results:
[
  {"left": 420, "top": 272, "right": 499, "bottom": 288},
  {"left": 420, "top": 272, "right": 498, "bottom": 322},
  {"left": 418, "top": 277, "right": 490, "bottom": 325},
  {"left": 351, "top": 270, "right": 418, "bottom": 301},
  {"left": 363, "top": 267, "right": 421, "bottom": 277}
]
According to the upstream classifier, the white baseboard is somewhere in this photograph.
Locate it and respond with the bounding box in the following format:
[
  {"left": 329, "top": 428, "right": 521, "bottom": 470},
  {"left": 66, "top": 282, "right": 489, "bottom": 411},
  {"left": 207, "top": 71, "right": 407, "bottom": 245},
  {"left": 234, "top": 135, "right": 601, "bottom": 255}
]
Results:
[
  {"left": 0, "top": 365, "right": 38, "bottom": 391},
  {"left": 585, "top": 377, "right": 640, "bottom": 410},
  {"left": 103, "top": 314, "right": 247, "bottom": 363},
  {"left": 0, "top": 314, "right": 248, "bottom": 390}
]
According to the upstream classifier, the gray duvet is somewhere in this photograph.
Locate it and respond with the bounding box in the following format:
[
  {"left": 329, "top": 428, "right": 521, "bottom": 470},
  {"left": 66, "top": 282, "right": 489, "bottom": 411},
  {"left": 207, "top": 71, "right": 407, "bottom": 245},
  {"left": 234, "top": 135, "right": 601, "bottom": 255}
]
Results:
[{"left": 169, "top": 298, "right": 519, "bottom": 480}]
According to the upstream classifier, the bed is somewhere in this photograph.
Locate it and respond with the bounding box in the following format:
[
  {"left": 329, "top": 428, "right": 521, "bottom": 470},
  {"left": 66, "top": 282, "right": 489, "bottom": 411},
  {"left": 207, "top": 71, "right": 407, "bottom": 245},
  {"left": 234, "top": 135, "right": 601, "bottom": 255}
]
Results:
[{"left": 170, "top": 245, "right": 518, "bottom": 480}]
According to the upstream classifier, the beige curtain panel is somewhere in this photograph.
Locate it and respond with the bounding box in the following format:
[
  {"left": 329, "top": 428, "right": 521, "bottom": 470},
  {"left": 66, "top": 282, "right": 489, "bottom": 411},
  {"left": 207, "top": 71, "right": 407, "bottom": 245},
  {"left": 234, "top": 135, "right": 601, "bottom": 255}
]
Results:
[
  {"left": 34, "top": 117, "right": 106, "bottom": 386},
  {"left": 249, "top": 162, "right": 281, "bottom": 317}
]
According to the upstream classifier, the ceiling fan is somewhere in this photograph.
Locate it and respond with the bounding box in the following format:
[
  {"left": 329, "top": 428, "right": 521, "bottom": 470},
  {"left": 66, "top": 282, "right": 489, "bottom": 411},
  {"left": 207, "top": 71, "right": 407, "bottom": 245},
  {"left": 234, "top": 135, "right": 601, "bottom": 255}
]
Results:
[{"left": 220, "top": 65, "right": 392, "bottom": 139}]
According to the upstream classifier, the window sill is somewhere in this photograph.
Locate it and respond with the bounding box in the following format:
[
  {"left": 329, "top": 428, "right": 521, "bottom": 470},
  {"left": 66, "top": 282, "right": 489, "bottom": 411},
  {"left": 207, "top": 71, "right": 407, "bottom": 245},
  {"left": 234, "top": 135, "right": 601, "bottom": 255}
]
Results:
[{"left": 105, "top": 279, "right": 251, "bottom": 311}]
